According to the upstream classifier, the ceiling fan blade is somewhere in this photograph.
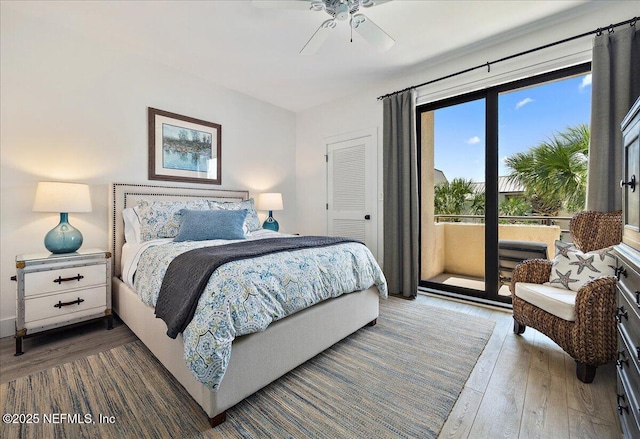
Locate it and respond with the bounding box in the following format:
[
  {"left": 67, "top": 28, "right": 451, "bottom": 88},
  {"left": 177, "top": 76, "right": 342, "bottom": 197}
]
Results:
[
  {"left": 300, "top": 19, "right": 336, "bottom": 55},
  {"left": 251, "top": 0, "right": 313, "bottom": 10},
  {"left": 350, "top": 14, "right": 394, "bottom": 53}
]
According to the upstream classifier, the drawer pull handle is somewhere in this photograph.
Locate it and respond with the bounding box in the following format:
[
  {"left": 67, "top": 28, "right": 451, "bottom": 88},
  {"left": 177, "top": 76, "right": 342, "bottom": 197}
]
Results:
[
  {"left": 617, "top": 393, "right": 626, "bottom": 405},
  {"left": 617, "top": 404, "right": 629, "bottom": 415},
  {"left": 617, "top": 349, "right": 627, "bottom": 360},
  {"left": 635, "top": 291, "right": 639, "bottom": 306},
  {"left": 616, "top": 306, "right": 629, "bottom": 323},
  {"left": 615, "top": 266, "right": 627, "bottom": 280},
  {"left": 53, "top": 274, "right": 84, "bottom": 284},
  {"left": 616, "top": 358, "right": 629, "bottom": 369},
  {"left": 54, "top": 297, "right": 84, "bottom": 309}
]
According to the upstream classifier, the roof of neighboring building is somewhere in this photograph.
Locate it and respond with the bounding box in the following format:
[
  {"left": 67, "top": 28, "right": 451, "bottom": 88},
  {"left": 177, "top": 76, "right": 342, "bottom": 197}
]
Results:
[
  {"left": 470, "top": 176, "right": 525, "bottom": 194},
  {"left": 434, "top": 169, "right": 447, "bottom": 185}
]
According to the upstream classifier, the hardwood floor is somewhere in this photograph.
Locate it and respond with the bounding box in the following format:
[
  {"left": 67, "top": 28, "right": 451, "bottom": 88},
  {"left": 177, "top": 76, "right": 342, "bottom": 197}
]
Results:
[
  {"left": 0, "top": 295, "right": 622, "bottom": 438},
  {"left": 428, "top": 293, "right": 622, "bottom": 439},
  {"left": 0, "top": 317, "right": 137, "bottom": 384}
]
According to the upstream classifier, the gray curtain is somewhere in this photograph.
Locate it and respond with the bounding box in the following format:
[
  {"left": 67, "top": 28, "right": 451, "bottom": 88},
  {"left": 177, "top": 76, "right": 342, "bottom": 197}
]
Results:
[
  {"left": 383, "top": 90, "right": 418, "bottom": 298},
  {"left": 587, "top": 24, "right": 640, "bottom": 212}
]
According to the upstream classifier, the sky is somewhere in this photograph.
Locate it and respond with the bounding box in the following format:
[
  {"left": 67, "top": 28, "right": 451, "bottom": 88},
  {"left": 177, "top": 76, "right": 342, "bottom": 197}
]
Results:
[{"left": 433, "top": 73, "right": 592, "bottom": 183}]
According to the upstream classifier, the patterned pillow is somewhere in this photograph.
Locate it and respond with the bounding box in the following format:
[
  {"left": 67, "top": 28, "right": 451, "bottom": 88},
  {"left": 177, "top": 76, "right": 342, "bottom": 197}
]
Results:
[
  {"left": 208, "top": 199, "right": 261, "bottom": 232},
  {"left": 545, "top": 240, "right": 616, "bottom": 291},
  {"left": 135, "top": 199, "right": 209, "bottom": 242}
]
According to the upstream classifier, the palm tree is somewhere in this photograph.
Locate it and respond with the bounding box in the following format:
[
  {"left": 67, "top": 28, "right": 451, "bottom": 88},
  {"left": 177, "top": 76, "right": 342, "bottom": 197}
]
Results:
[
  {"left": 505, "top": 124, "right": 589, "bottom": 214},
  {"left": 499, "top": 197, "right": 532, "bottom": 217},
  {"left": 434, "top": 178, "right": 480, "bottom": 220}
]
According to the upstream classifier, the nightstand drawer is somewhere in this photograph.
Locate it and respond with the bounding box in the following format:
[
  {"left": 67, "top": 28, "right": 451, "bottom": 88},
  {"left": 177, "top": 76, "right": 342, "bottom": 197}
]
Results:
[
  {"left": 24, "top": 286, "right": 106, "bottom": 324},
  {"left": 24, "top": 263, "right": 106, "bottom": 297}
]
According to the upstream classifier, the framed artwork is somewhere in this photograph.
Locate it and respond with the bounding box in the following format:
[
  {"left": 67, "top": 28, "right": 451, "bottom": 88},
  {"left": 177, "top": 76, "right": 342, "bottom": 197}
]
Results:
[{"left": 148, "top": 107, "right": 222, "bottom": 185}]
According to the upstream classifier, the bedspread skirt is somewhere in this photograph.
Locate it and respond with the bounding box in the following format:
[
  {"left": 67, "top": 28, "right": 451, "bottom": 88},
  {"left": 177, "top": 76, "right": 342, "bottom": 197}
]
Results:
[{"left": 133, "top": 240, "right": 387, "bottom": 390}]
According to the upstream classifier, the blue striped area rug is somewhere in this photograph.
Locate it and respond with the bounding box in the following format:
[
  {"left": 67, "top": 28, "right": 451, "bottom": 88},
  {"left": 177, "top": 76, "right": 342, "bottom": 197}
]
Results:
[{"left": 1, "top": 296, "right": 494, "bottom": 438}]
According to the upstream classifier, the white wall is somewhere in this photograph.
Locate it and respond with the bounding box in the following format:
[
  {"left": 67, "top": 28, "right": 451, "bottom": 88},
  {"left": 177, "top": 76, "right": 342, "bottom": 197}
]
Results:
[
  {"left": 0, "top": 6, "right": 297, "bottom": 337},
  {"left": 1, "top": 1, "right": 635, "bottom": 337},
  {"left": 295, "top": 0, "right": 635, "bottom": 259}
]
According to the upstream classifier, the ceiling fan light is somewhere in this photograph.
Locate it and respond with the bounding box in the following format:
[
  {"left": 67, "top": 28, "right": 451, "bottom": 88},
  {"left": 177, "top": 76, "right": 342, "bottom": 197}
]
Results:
[{"left": 310, "top": 0, "right": 325, "bottom": 12}]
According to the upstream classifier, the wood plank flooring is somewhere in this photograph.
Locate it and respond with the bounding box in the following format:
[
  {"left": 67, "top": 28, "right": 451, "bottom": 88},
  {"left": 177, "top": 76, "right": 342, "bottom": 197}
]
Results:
[
  {"left": 0, "top": 294, "right": 622, "bottom": 438},
  {"left": 430, "top": 293, "right": 622, "bottom": 439}
]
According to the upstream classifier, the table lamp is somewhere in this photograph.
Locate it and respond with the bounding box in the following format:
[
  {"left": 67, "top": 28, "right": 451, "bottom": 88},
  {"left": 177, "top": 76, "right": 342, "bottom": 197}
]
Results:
[
  {"left": 33, "top": 181, "right": 92, "bottom": 254},
  {"left": 257, "top": 193, "right": 283, "bottom": 232}
]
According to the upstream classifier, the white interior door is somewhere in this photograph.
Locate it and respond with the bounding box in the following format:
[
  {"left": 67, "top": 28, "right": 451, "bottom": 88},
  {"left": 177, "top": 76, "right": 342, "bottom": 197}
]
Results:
[{"left": 327, "top": 130, "right": 377, "bottom": 258}]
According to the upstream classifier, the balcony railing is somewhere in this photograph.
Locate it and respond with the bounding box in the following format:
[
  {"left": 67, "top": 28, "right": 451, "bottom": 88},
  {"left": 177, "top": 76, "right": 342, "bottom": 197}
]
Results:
[
  {"left": 434, "top": 214, "right": 572, "bottom": 235},
  {"left": 423, "top": 215, "right": 572, "bottom": 291}
]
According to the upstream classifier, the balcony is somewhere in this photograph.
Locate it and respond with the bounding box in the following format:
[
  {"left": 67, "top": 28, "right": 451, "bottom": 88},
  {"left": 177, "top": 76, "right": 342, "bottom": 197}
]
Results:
[{"left": 423, "top": 215, "right": 571, "bottom": 297}]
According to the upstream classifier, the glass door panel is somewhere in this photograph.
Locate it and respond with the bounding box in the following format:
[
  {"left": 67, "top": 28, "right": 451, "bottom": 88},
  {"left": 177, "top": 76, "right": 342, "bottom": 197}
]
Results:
[
  {"left": 418, "top": 64, "right": 591, "bottom": 306},
  {"left": 421, "top": 97, "right": 488, "bottom": 298},
  {"left": 497, "top": 73, "right": 592, "bottom": 297}
]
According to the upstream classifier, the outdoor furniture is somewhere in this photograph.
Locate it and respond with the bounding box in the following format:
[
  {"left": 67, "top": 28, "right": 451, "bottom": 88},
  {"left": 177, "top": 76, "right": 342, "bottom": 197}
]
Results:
[
  {"left": 510, "top": 210, "right": 622, "bottom": 383},
  {"left": 498, "top": 240, "right": 548, "bottom": 287}
]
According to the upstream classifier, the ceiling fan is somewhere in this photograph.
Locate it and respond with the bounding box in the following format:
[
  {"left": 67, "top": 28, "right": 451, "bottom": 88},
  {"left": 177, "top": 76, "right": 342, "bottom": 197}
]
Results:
[{"left": 253, "top": 0, "right": 395, "bottom": 55}]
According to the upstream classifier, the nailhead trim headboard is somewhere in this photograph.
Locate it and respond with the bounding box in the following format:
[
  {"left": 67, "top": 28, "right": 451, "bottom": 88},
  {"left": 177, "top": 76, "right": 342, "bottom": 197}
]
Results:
[{"left": 110, "top": 183, "right": 249, "bottom": 278}]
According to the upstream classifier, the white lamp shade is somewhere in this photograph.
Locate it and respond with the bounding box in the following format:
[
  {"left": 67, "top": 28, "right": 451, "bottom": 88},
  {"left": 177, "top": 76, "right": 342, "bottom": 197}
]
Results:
[
  {"left": 257, "top": 193, "right": 283, "bottom": 211},
  {"left": 33, "top": 181, "right": 92, "bottom": 213}
]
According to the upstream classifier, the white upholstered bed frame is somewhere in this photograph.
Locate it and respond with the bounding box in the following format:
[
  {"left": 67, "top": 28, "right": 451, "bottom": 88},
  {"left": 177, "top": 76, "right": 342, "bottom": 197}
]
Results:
[{"left": 110, "top": 183, "right": 380, "bottom": 426}]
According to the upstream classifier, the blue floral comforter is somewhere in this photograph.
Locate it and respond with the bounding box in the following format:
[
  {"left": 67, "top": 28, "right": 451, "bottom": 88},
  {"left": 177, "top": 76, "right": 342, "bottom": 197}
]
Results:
[{"left": 132, "top": 235, "right": 387, "bottom": 390}]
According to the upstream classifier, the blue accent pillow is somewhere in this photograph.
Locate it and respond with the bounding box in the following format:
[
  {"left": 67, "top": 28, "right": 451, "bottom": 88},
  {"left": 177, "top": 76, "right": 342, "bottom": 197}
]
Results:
[{"left": 173, "top": 209, "right": 247, "bottom": 242}]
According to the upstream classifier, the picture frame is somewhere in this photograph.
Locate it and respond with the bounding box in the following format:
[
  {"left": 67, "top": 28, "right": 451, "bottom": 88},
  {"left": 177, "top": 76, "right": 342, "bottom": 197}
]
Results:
[{"left": 148, "top": 107, "right": 222, "bottom": 185}]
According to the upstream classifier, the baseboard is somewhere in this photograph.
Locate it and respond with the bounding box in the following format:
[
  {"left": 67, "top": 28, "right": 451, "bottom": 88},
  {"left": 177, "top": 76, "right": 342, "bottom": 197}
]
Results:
[{"left": 0, "top": 317, "right": 15, "bottom": 339}]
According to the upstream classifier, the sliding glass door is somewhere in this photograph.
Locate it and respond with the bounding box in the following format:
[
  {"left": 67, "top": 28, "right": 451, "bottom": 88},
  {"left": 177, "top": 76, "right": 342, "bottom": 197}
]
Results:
[{"left": 418, "top": 63, "right": 591, "bottom": 305}]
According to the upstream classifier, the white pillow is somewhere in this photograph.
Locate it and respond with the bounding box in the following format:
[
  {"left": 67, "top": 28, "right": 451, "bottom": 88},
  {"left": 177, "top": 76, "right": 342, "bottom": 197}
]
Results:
[
  {"left": 122, "top": 207, "right": 141, "bottom": 244},
  {"left": 545, "top": 240, "right": 616, "bottom": 291}
]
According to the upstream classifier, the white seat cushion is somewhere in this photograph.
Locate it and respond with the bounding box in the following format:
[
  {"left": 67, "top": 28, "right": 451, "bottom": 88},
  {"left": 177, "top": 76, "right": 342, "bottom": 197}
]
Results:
[{"left": 515, "top": 282, "right": 577, "bottom": 321}]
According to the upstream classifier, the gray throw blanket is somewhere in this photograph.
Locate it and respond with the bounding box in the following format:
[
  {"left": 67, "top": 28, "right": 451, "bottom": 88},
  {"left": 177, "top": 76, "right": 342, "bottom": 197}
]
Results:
[{"left": 155, "top": 236, "right": 361, "bottom": 338}]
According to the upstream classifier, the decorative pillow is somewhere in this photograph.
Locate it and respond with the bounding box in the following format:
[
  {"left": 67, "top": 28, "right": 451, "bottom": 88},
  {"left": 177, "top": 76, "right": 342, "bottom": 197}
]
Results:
[
  {"left": 174, "top": 209, "right": 247, "bottom": 242},
  {"left": 545, "top": 240, "right": 617, "bottom": 291},
  {"left": 208, "top": 198, "right": 261, "bottom": 232},
  {"left": 122, "top": 207, "right": 141, "bottom": 243},
  {"left": 135, "top": 199, "right": 209, "bottom": 242}
]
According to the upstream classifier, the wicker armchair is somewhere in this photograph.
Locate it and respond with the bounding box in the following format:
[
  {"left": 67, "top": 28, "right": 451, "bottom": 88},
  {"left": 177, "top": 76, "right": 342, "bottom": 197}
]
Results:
[{"left": 510, "top": 211, "right": 622, "bottom": 383}]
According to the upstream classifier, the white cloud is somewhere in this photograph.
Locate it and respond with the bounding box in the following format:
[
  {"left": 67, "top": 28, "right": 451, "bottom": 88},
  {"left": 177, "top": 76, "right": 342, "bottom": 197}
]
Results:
[
  {"left": 466, "top": 136, "right": 481, "bottom": 145},
  {"left": 579, "top": 74, "right": 592, "bottom": 90},
  {"left": 515, "top": 98, "right": 534, "bottom": 109}
]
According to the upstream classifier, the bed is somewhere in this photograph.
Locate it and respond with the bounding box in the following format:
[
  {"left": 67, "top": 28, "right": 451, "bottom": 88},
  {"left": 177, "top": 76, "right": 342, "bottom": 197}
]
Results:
[{"left": 109, "top": 183, "right": 386, "bottom": 426}]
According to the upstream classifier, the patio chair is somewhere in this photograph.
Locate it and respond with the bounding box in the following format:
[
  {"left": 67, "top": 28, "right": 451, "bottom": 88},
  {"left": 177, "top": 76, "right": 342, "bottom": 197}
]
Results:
[
  {"left": 510, "top": 210, "right": 622, "bottom": 383},
  {"left": 498, "top": 240, "right": 548, "bottom": 287}
]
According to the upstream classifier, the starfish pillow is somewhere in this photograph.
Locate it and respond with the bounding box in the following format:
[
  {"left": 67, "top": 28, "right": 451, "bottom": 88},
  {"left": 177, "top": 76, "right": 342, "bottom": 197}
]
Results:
[{"left": 544, "top": 240, "right": 617, "bottom": 292}]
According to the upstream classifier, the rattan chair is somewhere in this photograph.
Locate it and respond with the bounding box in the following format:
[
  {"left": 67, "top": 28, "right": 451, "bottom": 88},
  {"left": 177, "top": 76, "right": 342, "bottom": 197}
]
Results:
[{"left": 510, "top": 210, "right": 622, "bottom": 383}]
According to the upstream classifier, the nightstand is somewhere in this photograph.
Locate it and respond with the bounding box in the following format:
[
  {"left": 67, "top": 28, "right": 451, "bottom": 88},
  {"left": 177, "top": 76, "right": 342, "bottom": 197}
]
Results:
[{"left": 14, "top": 248, "right": 112, "bottom": 356}]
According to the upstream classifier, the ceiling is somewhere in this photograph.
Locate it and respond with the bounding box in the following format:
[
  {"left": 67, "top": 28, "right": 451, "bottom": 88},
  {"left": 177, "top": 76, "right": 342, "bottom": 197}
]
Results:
[{"left": 6, "top": 0, "right": 609, "bottom": 112}]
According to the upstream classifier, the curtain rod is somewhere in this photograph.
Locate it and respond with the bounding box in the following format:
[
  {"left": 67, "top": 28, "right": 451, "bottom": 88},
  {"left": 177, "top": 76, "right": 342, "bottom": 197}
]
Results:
[{"left": 377, "top": 15, "right": 638, "bottom": 101}]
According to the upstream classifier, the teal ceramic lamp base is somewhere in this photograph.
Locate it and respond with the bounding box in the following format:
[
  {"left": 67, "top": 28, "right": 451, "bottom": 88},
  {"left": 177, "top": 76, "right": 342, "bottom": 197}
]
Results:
[
  {"left": 262, "top": 210, "right": 279, "bottom": 232},
  {"left": 44, "top": 213, "right": 83, "bottom": 254}
]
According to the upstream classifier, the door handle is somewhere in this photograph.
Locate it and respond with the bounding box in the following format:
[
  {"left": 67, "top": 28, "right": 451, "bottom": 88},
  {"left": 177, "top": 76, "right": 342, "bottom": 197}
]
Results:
[
  {"left": 620, "top": 175, "right": 636, "bottom": 192},
  {"left": 364, "top": 215, "right": 371, "bottom": 220}
]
